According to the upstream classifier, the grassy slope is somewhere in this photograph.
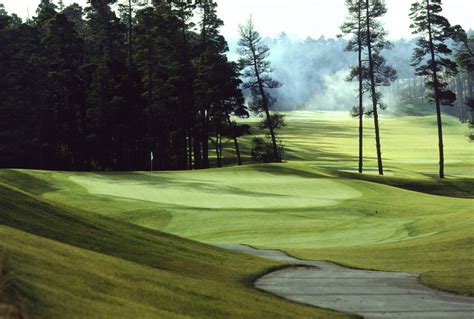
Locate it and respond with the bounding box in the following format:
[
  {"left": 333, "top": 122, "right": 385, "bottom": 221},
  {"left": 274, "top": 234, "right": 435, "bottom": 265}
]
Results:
[
  {"left": 4, "top": 162, "right": 473, "bottom": 295},
  {"left": 0, "top": 180, "right": 349, "bottom": 318},
  {"left": 0, "top": 111, "right": 472, "bottom": 318}
]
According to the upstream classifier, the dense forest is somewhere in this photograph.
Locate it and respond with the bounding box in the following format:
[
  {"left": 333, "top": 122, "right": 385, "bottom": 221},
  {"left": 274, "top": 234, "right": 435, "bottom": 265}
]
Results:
[
  {"left": 0, "top": 0, "right": 258, "bottom": 171},
  {"left": 0, "top": 0, "right": 473, "bottom": 174}
]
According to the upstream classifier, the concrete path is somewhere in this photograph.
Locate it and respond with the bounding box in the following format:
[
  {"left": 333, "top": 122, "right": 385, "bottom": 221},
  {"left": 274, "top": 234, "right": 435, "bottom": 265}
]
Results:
[{"left": 218, "top": 244, "right": 474, "bottom": 319}]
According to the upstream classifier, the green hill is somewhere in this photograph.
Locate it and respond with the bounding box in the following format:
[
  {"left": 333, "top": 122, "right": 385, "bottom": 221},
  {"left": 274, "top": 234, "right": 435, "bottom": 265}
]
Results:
[{"left": 0, "top": 178, "right": 348, "bottom": 318}]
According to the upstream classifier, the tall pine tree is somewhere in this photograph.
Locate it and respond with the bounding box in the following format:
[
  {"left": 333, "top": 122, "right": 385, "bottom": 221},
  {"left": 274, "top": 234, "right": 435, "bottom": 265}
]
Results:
[
  {"left": 365, "top": 0, "right": 397, "bottom": 175},
  {"left": 238, "top": 17, "right": 283, "bottom": 163},
  {"left": 341, "top": 0, "right": 367, "bottom": 173},
  {"left": 410, "top": 0, "right": 458, "bottom": 178}
]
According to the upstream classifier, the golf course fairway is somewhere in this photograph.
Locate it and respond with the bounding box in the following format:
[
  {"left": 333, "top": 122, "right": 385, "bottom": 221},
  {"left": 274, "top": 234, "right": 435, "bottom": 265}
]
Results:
[{"left": 0, "top": 111, "right": 473, "bottom": 318}]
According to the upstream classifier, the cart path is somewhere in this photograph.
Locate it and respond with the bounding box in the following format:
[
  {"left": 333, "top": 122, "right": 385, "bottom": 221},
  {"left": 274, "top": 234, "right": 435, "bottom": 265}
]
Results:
[{"left": 218, "top": 244, "right": 474, "bottom": 319}]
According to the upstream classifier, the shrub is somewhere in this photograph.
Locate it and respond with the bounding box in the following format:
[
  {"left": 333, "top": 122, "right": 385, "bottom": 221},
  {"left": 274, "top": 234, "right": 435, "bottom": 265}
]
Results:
[{"left": 250, "top": 137, "right": 284, "bottom": 163}]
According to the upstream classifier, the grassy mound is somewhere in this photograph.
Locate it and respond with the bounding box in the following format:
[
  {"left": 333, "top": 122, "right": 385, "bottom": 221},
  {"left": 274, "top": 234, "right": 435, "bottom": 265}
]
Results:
[
  {"left": 3, "top": 161, "right": 472, "bottom": 296},
  {"left": 0, "top": 180, "right": 349, "bottom": 318}
]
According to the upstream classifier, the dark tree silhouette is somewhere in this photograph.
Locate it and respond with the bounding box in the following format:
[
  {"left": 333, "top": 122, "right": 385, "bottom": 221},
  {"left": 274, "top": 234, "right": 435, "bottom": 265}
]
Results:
[
  {"left": 451, "top": 26, "right": 474, "bottom": 124},
  {"left": 238, "top": 17, "right": 283, "bottom": 163},
  {"left": 0, "top": 0, "right": 247, "bottom": 171},
  {"left": 410, "top": 0, "right": 458, "bottom": 178},
  {"left": 341, "top": 0, "right": 367, "bottom": 173},
  {"left": 364, "top": 0, "right": 397, "bottom": 176}
]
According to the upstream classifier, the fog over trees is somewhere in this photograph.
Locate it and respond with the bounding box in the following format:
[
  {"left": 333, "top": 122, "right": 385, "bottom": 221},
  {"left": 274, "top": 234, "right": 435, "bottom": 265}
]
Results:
[{"left": 229, "top": 31, "right": 472, "bottom": 118}]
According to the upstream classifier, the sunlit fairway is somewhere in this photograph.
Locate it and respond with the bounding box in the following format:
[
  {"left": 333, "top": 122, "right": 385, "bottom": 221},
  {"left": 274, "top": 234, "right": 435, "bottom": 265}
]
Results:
[
  {"left": 1, "top": 111, "right": 473, "bottom": 317},
  {"left": 234, "top": 111, "right": 474, "bottom": 174}
]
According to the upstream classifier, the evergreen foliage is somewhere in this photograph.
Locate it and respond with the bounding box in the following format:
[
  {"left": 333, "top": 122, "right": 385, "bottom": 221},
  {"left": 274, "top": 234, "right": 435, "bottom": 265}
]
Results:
[
  {"left": 0, "top": 0, "right": 248, "bottom": 171},
  {"left": 410, "top": 0, "right": 459, "bottom": 178}
]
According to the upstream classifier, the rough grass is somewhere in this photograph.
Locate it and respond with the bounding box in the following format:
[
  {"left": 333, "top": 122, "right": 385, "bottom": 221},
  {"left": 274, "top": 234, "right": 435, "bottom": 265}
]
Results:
[
  {"left": 0, "top": 253, "right": 23, "bottom": 319},
  {"left": 0, "top": 181, "right": 349, "bottom": 319}
]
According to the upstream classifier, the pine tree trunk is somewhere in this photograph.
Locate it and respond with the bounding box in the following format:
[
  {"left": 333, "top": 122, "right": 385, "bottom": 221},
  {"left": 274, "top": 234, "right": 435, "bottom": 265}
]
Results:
[
  {"left": 250, "top": 47, "right": 280, "bottom": 162},
  {"left": 456, "top": 74, "right": 465, "bottom": 122},
  {"left": 219, "top": 133, "right": 223, "bottom": 167},
  {"left": 357, "top": 1, "right": 363, "bottom": 174},
  {"left": 469, "top": 72, "right": 473, "bottom": 100},
  {"left": 426, "top": 0, "right": 445, "bottom": 179},
  {"left": 215, "top": 131, "right": 222, "bottom": 168},
  {"left": 366, "top": 0, "right": 384, "bottom": 175},
  {"left": 420, "top": 76, "right": 425, "bottom": 100},
  {"left": 226, "top": 112, "right": 242, "bottom": 166},
  {"left": 193, "top": 124, "right": 202, "bottom": 169},
  {"left": 202, "top": 109, "right": 210, "bottom": 168}
]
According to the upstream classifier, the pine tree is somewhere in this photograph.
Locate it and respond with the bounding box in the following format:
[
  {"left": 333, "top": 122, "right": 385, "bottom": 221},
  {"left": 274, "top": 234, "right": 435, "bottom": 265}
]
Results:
[
  {"left": 34, "top": 0, "right": 57, "bottom": 28},
  {"left": 43, "top": 12, "right": 85, "bottom": 168},
  {"left": 451, "top": 26, "right": 474, "bottom": 124},
  {"left": 85, "top": 0, "right": 130, "bottom": 170},
  {"left": 134, "top": 2, "right": 186, "bottom": 170},
  {"left": 341, "top": 0, "right": 367, "bottom": 173},
  {"left": 365, "top": 0, "right": 397, "bottom": 175},
  {"left": 194, "top": 0, "right": 247, "bottom": 168},
  {"left": 238, "top": 17, "right": 283, "bottom": 163},
  {"left": 194, "top": 0, "right": 225, "bottom": 169},
  {"left": 169, "top": 0, "right": 197, "bottom": 169},
  {"left": 0, "top": 5, "right": 37, "bottom": 168},
  {"left": 410, "top": 0, "right": 458, "bottom": 178}
]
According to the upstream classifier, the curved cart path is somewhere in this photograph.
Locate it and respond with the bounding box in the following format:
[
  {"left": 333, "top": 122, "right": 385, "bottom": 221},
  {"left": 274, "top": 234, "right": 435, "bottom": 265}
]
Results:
[{"left": 218, "top": 244, "right": 474, "bottom": 319}]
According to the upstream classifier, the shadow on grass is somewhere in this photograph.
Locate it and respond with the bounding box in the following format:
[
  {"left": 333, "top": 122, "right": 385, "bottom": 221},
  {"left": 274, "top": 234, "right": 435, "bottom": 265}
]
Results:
[
  {"left": 248, "top": 164, "right": 329, "bottom": 179},
  {"left": 335, "top": 170, "right": 474, "bottom": 198},
  {"left": 0, "top": 170, "right": 59, "bottom": 196},
  {"left": 85, "top": 171, "right": 291, "bottom": 199},
  {"left": 0, "top": 253, "right": 28, "bottom": 319}
]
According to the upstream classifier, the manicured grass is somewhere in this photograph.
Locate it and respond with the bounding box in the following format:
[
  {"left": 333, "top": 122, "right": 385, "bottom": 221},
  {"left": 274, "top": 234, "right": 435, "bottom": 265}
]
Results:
[
  {"left": 0, "top": 111, "right": 472, "bottom": 317},
  {"left": 3, "top": 166, "right": 472, "bottom": 295},
  {"left": 231, "top": 111, "right": 474, "bottom": 175},
  {"left": 0, "top": 181, "right": 349, "bottom": 318}
]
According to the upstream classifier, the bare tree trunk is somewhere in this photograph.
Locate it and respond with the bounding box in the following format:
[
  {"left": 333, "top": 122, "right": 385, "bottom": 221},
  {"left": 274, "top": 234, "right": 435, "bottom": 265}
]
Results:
[
  {"left": 226, "top": 112, "right": 242, "bottom": 166},
  {"left": 193, "top": 123, "right": 202, "bottom": 169},
  {"left": 420, "top": 76, "right": 425, "bottom": 100},
  {"left": 215, "top": 131, "right": 222, "bottom": 168},
  {"left": 456, "top": 74, "right": 465, "bottom": 122},
  {"left": 366, "top": 0, "right": 384, "bottom": 175},
  {"left": 426, "top": 0, "right": 445, "bottom": 178},
  {"left": 202, "top": 109, "right": 210, "bottom": 168},
  {"left": 358, "top": 1, "right": 364, "bottom": 174},
  {"left": 469, "top": 72, "right": 474, "bottom": 100}
]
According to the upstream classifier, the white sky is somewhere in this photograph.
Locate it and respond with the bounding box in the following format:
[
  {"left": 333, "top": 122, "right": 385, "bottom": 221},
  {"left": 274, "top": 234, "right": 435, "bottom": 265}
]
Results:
[{"left": 2, "top": 0, "right": 474, "bottom": 40}]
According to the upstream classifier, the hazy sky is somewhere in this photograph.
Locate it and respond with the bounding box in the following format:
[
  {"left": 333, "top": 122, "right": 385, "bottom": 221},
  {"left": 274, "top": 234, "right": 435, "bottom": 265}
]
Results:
[{"left": 2, "top": 0, "right": 474, "bottom": 40}]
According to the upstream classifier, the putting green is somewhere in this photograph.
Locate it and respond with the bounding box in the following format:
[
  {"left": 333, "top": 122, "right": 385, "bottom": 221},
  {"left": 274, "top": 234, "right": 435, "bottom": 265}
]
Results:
[{"left": 69, "top": 169, "right": 361, "bottom": 209}]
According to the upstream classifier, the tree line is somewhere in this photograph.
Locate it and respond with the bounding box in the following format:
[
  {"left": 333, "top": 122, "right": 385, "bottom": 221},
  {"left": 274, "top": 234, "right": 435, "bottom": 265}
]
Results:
[
  {"left": 341, "top": 0, "right": 473, "bottom": 178},
  {"left": 1, "top": 0, "right": 472, "bottom": 176},
  {"left": 0, "top": 0, "right": 283, "bottom": 171}
]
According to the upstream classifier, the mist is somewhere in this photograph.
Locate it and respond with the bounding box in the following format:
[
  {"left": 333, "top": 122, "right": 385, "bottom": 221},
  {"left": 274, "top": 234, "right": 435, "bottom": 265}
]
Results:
[{"left": 228, "top": 33, "right": 419, "bottom": 112}]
